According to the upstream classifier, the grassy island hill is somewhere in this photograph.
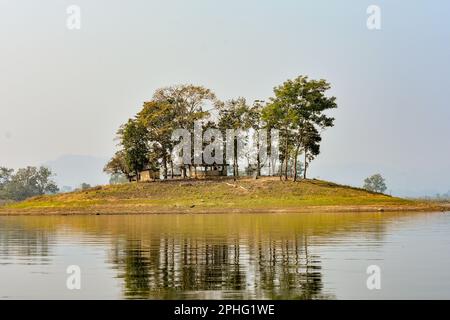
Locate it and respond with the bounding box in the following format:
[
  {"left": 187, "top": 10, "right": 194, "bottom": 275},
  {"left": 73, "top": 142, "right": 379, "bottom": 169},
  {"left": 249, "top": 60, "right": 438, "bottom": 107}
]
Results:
[{"left": 0, "top": 178, "right": 442, "bottom": 215}]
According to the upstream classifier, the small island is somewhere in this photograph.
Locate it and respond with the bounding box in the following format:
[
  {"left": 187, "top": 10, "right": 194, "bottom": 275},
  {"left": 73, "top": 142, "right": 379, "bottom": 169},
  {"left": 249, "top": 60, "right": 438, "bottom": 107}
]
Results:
[
  {"left": 0, "top": 76, "right": 446, "bottom": 215},
  {"left": 1, "top": 3, "right": 450, "bottom": 302},
  {"left": 0, "top": 177, "right": 443, "bottom": 215}
]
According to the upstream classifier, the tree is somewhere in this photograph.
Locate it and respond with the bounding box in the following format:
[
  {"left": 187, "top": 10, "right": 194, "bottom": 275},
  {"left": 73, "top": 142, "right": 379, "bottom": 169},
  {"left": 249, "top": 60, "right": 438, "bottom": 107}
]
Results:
[
  {"left": 153, "top": 84, "right": 217, "bottom": 128},
  {"left": 1, "top": 166, "right": 59, "bottom": 201},
  {"left": 217, "top": 97, "right": 251, "bottom": 179},
  {"left": 363, "top": 174, "right": 387, "bottom": 193},
  {"left": 261, "top": 94, "right": 297, "bottom": 180},
  {"left": 152, "top": 84, "right": 218, "bottom": 178},
  {"left": 262, "top": 76, "right": 337, "bottom": 181},
  {"left": 0, "top": 167, "right": 13, "bottom": 185},
  {"left": 247, "top": 100, "right": 266, "bottom": 177},
  {"left": 119, "top": 119, "right": 150, "bottom": 180},
  {"left": 80, "top": 183, "right": 91, "bottom": 190},
  {"left": 300, "top": 123, "right": 321, "bottom": 180},
  {"left": 0, "top": 167, "right": 14, "bottom": 199},
  {"left": 104, "top": 150, "right": 133, "bottom": 181},
  {"left": 137, "top": 100, "right": 176, "bottom": 179}
]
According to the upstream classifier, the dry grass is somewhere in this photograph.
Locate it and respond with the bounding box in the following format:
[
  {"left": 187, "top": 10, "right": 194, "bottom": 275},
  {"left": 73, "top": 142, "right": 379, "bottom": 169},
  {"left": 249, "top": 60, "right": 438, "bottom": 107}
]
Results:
[{"left": 0, "top": 177, "right": 443, "bottom": 215}]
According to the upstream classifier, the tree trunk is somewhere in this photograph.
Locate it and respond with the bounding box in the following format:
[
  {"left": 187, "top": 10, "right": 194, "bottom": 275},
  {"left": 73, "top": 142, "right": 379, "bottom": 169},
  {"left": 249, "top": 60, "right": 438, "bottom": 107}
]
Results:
[
  {"left": 233, "top": 138, "right": 239, "bottom": 180},
  {"left": 256, "top": 135, "right": 261, "bottom": 178},
  {"left": 162, "top": 157, "right": 168, "bottom": 180},
  {"left": 303, "top": 151, "right": 307, "bottom": 179},
  {"left": 284, "top": 152, "right": 289, "bottom": 181},
  {"left": 293, "top": 146, "right": 300, "bottom": 182},
  {"left": 284, "top": 130, "right": 289, "bottom": 181},
  {"left": 268, "top": 158, "right": 271, "bottom": 176}
]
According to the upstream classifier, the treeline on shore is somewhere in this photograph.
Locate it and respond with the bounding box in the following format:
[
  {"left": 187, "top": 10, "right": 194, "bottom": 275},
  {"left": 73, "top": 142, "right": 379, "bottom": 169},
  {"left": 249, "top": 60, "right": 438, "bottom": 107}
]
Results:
[
  {"left": 0, "top": 166, "right": 58, "bottom": 202},
  {"left": 104, "top": 75, "right": 337, "bottom": 182}
]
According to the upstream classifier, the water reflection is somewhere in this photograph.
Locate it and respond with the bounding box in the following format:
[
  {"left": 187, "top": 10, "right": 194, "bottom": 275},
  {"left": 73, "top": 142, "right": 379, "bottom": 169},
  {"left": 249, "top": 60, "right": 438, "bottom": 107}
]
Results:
[
  {"left": 111, "top": 235, "right": 325, "bottom": 299},
  {"left": 0, "top": 222, "right": 53, "bottom": 265},
  {"left": 0, "top": 212, "right": 445, "bottom": 299}
]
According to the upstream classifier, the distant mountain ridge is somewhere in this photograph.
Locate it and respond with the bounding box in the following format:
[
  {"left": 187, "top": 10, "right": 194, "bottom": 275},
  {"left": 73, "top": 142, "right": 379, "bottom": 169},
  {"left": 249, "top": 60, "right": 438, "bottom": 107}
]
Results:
[{"left": 44, "top": 155, "right": 109, "bottom": 189}]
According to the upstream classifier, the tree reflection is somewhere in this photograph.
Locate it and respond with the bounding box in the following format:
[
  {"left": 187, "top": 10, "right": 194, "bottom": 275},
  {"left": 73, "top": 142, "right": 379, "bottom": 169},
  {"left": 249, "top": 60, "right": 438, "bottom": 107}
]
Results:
[
  {"left": 1, "top": 211, "right": 407, "bottom": 299},
  {"left": 113, "top": 233, "right": 329, "bottom": 299},
  {"left": 0, "top": 222, "right": 51, "bottom": 264}
]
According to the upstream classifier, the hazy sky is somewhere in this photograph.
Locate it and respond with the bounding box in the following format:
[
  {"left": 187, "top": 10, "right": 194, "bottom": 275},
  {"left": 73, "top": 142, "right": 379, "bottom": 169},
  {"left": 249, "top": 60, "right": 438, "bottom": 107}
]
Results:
[{"left": 1, "top": 1, "right": 449, "bottom": 196}]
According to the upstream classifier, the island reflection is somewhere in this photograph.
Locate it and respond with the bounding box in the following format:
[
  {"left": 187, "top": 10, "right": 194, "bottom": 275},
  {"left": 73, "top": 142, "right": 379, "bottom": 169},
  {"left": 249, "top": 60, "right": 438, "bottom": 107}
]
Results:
[{"left": 0, "top": 212, "right": 417, "bottom": 299}]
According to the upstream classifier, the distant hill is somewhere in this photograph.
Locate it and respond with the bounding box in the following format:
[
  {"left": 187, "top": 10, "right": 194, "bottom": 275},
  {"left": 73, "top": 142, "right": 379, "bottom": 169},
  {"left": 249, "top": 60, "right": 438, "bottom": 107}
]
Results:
[
  {"left": 44, "top": 155, "right": 110, "bottom": 189},
  {"left": 1, "top": 178, "right": 443, "bottom": 215}
]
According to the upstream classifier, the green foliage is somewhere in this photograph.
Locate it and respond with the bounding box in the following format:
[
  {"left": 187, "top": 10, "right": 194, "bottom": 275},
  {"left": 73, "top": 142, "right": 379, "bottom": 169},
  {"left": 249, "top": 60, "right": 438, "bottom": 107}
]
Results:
[
  {"left": 80, "top": 183, "right": 92, "bottom": 190},
  {"left": 152, "top": 84, "right": 217, "bottom": 128},
  {"left": 106, "top": 84, "right": 218, "bottom": 180},
  {"left": 0, "top": 167, "right": 13, "bottom": 200},
  {"left": 104, "top": 150, "right": 132, "bottom": 179},
  {"left": 0, "top": 166, "right": 59, "bottom": 201},
  {"left": 119, "top": 119, "right": 150, "bottom": 177},
  {"left": 364, "top": 174, "right": 387, "bottom": 194},
  {"left": 0, "top": 167, "right": 13, "bottom": 185},
  {"left": 137, "top": 100, "right": 177, "bottom": 176},
  {"left": 262, "top": 75, "right": 337, "bottom": 180},
  {"left": 217, "top": 97, "right": 252, "bottom": 130},
  {"left": 152, "top": 85, "right": 218, "bottom": 178},
  {"left": 105, "top": 77, "right": 338, "bottom": 182},
  {"left": 301, "top": 122, "right": 322, "bottom": 179},
  {"left": 217, "top": 98, "right": 253, "bottom": 178}
]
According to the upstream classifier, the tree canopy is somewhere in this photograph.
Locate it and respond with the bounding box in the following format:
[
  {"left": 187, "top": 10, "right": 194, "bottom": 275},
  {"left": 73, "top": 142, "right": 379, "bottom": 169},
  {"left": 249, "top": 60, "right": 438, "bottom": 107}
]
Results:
[
  {"left": 0, "top": 166, "right": 59, "bottom": 201},
  {"left": 363, "top": 174, "right": 387, "bottom": 194},
  {"left": 106, "top": 76, "right": 337, "bottom": 183},
  {"left": 261, "top": 76, "right": 336, "bottom": 180}
]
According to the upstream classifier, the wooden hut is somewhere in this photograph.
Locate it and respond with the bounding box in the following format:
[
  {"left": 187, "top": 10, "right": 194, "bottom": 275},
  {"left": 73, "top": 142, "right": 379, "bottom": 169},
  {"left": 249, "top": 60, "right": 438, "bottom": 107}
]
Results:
[
  {"left": 192, "top": 164, "right": 228, "bottom": 179},
  {"left": 139, "top": 168, "right": 160, "bottom": 182}
]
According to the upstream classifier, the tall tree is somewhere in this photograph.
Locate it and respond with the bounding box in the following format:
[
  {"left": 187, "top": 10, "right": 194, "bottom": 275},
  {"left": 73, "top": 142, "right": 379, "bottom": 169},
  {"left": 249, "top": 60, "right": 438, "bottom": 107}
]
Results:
[
  {"left": 246, "top": 100, "right": 266, "bottom": 177},
  {"left": 153, "top": 84, "right": 217, "bottom": 130},
  {"left": 137, "top": 100, "right": 177, "bottom": 179},
  {"left": 300, "top": 123, "right": 321, "bottom": 180},
  {"left": 217, "top": 97, "right": 251, "bottom": 179},
  {"left": 262, "top": 76, "right": 337, "bottom": 181},
  {"left": 119, "top": 119, "right": 150, "bottom": 180},
  {"left": 153, "top": 84, "right": 218, "bottom": 177},
  {"left": 261, "top": 95, "right": 297, "bottom": 181}
]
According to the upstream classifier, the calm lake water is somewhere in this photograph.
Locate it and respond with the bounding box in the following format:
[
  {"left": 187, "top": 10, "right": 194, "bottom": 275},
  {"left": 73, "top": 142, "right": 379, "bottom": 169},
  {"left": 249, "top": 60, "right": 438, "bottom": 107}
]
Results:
[{"left": 0, "top": 212, "right": 449, "bottom": 300}]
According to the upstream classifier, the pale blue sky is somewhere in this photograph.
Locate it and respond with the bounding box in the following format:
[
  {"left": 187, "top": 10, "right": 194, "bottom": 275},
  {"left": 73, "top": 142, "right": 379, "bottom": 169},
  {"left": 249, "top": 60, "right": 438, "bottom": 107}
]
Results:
[{"left": 1, "top": 1, "right": 449, "bottom": 195}]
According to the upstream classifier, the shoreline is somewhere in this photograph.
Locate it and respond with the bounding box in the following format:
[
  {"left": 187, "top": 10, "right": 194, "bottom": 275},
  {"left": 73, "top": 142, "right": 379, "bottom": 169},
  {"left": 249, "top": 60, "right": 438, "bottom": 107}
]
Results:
[
  {"left": 0, "top": 204, "right": 446, "bottom": 216},
  {"left": 1, "top": 178, "right": 447, "bottom": 217}
]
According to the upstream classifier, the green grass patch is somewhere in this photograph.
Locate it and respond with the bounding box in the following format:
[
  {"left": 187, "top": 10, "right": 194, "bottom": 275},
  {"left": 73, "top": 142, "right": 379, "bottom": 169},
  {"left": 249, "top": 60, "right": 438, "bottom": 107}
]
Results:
[{"left": 1, "top": 178, "right": 422, "bottom": 213}]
